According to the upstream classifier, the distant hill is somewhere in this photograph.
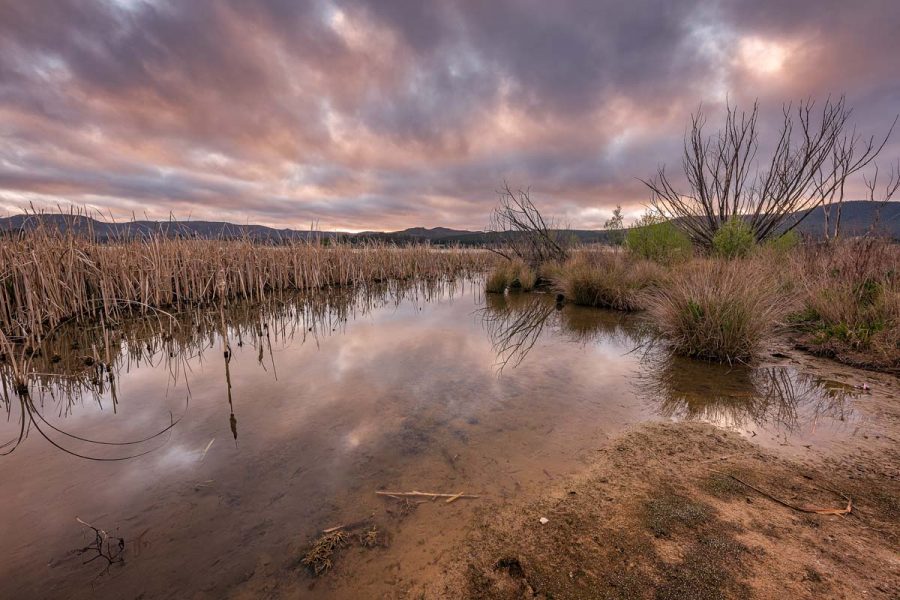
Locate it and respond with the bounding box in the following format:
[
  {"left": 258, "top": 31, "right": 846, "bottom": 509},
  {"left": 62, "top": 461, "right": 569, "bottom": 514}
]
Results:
[{"left": 1, "top": 201, "right": 897, "bottom": 245}]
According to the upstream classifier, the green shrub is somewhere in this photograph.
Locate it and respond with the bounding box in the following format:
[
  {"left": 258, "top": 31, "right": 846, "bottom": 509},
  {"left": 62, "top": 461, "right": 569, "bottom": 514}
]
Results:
[
  {"left": 765, "top": 230, "right": 800, "bottom": 254},
  {"left": 626, "top": 212, "right": 692, "bottom": 264},
  {"left": 712, "top": 218, "right": 755, "bottom": 259}
]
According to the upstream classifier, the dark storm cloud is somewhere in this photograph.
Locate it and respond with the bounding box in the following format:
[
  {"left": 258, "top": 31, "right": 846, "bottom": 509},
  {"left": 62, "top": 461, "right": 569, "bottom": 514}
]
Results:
[{"left": 0, "top": 0, "right": 897, "bottom": 229}]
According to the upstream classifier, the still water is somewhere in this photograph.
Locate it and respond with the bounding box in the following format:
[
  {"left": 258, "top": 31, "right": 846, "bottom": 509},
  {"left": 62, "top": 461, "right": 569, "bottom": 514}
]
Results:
[{"left": 0, "top": 278, "right": 863, "bottom": 598}]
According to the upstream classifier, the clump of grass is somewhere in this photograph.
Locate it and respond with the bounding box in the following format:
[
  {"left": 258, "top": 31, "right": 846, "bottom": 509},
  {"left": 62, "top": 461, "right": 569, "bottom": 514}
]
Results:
[
  {"left": 643, "top": 258, "right": 792, "bottom": 363},
  {"left": 301, "top": 529, "right": 349, "bottom": 576},
  {"left": 556, "top": 252, "right": 665, "bottom": 311},
  {"left": 484, "top": 259, "right": 537, "bottom": 293},
  {"left": 792, "top": 238, "right": 899, "bottom": 367}
]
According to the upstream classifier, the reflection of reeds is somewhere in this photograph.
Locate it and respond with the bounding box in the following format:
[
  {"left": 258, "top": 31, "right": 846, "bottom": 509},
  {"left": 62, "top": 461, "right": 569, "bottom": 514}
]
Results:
[
  {"left": 0, "top": 278, "right": 467, "bottom": 458},
  {"left": 641, "top": 351, "right": 854, "bottom": 433},
  {"left": 481, "top": 293, "right": 557, "bottom": 369}
]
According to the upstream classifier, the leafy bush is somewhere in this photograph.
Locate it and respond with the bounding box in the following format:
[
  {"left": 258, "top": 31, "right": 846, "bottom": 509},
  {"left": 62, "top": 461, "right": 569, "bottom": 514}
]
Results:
[
  {"left": 765, "top": 230, "right": 800, "bottom": 254},
  {"left": 712, "top": 218, "right": 755, "bottom": 259},
  {"left": 626, "top": 212, "right": 692, "bottom": 264}
]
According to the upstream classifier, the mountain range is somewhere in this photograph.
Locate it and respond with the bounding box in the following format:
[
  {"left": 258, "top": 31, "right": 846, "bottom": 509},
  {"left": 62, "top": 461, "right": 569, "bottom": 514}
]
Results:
[{"left": 1, "top": 201, "right": 898, "bottom": 245}]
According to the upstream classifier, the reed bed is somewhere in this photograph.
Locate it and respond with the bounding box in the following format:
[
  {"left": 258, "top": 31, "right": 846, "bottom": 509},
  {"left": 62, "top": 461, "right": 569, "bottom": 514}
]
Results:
[{"left": 0, "top": 224, "right": 496, "bottom": 348}]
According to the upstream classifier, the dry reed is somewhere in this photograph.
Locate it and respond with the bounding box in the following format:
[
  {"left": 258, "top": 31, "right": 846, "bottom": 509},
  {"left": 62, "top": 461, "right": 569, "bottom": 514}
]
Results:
[
  {"left": 0, "top": 221, "right": 495, "bottom": 349},
  {"left": 791, "top": 237, "right": 900, "bottom": 368}
]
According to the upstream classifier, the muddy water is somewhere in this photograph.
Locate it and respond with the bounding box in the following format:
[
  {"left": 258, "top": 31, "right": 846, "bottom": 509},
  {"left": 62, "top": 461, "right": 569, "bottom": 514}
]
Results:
[{"left": 0, "top": 279, "right": 877, "bottom": 599}]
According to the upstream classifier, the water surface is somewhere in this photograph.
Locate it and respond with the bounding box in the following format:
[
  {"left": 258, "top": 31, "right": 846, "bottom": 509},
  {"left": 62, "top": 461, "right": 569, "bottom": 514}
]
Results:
[{"left": 0, "top": 279, "right": 866, "bottom": 598}]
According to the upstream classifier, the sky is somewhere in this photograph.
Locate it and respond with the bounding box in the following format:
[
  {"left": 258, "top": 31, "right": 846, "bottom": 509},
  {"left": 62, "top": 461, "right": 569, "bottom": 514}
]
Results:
[{"left": 0, "top": 0, "right": 898, "bottom": 232}]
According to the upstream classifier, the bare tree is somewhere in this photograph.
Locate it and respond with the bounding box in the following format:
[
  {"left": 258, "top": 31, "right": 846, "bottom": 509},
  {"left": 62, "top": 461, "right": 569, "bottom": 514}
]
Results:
[
  {"left": 865, "top": 160, "right": 900, "bottom": 234},
  {"left": 488, "top": 182, "right": 570, "bottom": 265},
  {"left": 642, "top": 97, "right": 895, "bottom": 247}
]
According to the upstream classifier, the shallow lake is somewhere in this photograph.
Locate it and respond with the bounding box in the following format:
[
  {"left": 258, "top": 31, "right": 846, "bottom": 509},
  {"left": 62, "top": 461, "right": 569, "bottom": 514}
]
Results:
[{"left": 0, "top": 278, "right": 866, "bottom": 598}]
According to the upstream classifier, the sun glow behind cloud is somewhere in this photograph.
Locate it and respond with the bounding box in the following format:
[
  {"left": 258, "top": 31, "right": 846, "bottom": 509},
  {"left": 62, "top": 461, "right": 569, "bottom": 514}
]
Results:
[{"left": 738, "top": 36, "right": 789, "bottom": 77}]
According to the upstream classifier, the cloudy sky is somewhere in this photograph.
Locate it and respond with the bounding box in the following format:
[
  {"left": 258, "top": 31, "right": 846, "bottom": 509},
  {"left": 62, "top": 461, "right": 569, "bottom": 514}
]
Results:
[{"left": 0, "top": 1, "right": 897, "bottom": 231}]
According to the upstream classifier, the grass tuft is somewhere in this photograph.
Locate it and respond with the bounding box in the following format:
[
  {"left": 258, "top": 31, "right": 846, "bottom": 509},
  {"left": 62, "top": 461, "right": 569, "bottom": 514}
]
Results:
[
  {"left": 556, "top": 252, "right": 664, "bottom": 311},
  {"left": 643, "top": 258, "right": 792, "bottom": 363}
]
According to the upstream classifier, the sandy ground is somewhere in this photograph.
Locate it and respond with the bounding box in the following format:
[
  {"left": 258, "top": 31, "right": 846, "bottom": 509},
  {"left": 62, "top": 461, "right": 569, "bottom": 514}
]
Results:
[{"left": 438, "top": 421, "right": 899, "bottom": 599}]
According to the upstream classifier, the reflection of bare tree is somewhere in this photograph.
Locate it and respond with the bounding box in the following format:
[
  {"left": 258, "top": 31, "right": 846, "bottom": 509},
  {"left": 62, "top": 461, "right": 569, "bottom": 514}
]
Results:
[
  {"left": 641, "top": 351, "right": 855, "bottom": 434},
  {"left": 480, "top": 293, "right": 645, "bottom": 370},
  {"left": 0, "top": 277, "right": 466, "bottom": 458},
  {"left": 480, "top": 293, "right": 558, "bottom": 370}
]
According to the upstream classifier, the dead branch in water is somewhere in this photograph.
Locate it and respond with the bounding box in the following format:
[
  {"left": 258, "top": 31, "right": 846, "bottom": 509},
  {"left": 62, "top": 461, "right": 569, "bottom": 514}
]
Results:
[{"left": 75, "top": 517, "right": 126, "bottom": 571}]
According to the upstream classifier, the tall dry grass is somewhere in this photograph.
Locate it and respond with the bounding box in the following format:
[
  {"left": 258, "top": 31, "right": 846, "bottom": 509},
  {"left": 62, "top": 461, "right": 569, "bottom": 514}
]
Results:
[
  {"left": 792, "top": 238, "right": 900, "bottom": 367},
  {"left": 0, "top": 223, "right": 495, "bottom": 349},
  {"left": 556, "top": 251, "right": 665, "bottom": 311},
  {"left": 643, "top": 258, "right": 793, "bottom": 363},
  {"left": 484, "top": 259, "right": 537, "bottom": 293}
]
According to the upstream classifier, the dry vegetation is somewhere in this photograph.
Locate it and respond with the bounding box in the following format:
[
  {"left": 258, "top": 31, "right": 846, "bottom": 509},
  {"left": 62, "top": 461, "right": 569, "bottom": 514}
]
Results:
[
  {"left": 791, "top": 238, "right": 900, "bottom": 370},
  {"left": 0, "top": 223, "right": 495, "bottom": 352},
  {"left": 487, "top": 231, "right": 899, "bottom": 367},
  {"left": 642, "top": 256, "right": 795, "bottom": 362},
  {"left": 555, "top": 251, "right": 664, "bottom": 311}
]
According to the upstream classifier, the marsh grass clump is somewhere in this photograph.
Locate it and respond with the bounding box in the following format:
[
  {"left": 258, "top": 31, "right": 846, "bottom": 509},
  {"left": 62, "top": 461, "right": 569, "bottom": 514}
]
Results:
[
  {"left": 644, "top": 258, "right": 791, "bottom": 363},
  {"left": 484, "top": 259, "right": 537, "bottom": 293},
  {"left": 557, "top": 252, "right": 664, "bottom": 311},
  {"left": 792, "top": 238, "right": 900, "bottom": 367}
]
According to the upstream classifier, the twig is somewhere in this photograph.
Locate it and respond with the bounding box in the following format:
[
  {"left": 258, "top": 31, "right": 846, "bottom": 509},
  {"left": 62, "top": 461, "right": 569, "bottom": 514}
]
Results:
[
  {"left": 709, "top": 470, "right": 852, "bottom": 515},
  {"left": 376, "top": 490, "right": 480, "bottom": 499}
]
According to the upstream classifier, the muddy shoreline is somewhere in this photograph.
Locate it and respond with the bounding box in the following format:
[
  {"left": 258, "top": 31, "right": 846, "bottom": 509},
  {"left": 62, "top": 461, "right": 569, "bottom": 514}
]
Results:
[{"left": 447, "top": 421, "right": 899, "bottom": 599}]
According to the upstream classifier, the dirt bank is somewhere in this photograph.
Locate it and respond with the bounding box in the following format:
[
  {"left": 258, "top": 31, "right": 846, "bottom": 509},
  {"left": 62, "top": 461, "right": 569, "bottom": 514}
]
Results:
[{"left": 440, "top": 422, "right": 899, "bottom": 599}]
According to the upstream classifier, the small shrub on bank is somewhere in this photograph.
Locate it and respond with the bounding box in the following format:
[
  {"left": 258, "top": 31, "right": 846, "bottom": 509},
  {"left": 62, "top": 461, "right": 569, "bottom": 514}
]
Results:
[
  {"left": 643, "top": 258, "right": 790, "bottom": 363},
  {"left": 557, "top": 253, "right": 664, "bottom": 311},
  {"left": 765, "top": 230, "right": 800, "bottom": 254},
  {"left": 712, "top": 218, "right": 755, "bottom": 259},
  {"left": 626, "top": 212, "right": 692, "bottom": 264}
]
